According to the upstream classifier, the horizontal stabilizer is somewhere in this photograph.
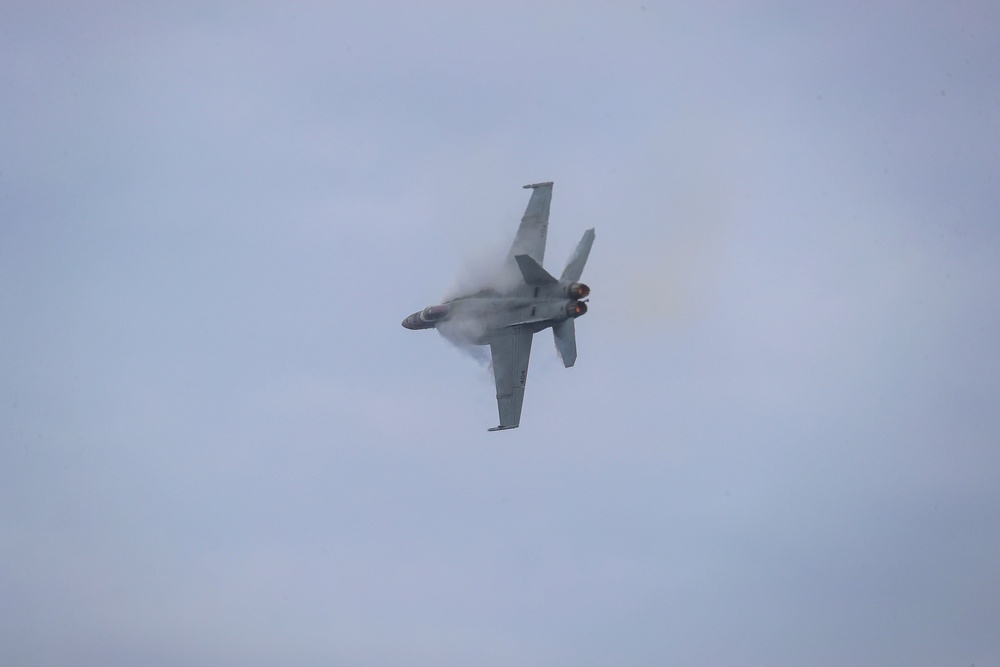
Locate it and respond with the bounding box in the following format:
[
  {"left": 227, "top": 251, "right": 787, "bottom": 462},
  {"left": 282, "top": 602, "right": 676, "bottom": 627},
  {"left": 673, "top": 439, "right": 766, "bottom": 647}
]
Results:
[
  {"left": 561, "top": 228, "right": 595, "bottom": 282},
  {"left": 515, "top": 254, "right": 558, "bottom": 285}
]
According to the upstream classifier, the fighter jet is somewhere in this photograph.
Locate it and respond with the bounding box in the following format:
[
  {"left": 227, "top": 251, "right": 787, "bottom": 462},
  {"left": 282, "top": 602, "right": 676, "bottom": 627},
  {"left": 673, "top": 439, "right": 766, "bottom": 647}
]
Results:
[{"left": 402, "top": 182, "right": 595, "bottom": 431}]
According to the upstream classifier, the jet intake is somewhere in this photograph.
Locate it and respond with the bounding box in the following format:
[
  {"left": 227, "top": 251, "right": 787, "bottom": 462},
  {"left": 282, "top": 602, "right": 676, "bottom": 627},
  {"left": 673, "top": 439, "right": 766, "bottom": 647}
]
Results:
[
  {"left": 566, "top": 300, "right": 588, "bottom": 318},
  {"left": 566, "top": 282, "right": 590, "bottom": 299}
]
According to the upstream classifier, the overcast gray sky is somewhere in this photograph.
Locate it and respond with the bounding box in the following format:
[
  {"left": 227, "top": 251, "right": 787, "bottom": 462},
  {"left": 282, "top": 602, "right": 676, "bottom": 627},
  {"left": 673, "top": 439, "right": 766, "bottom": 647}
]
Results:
[{"left": 3, "top": 2, "right": 999, "bottom": 665}]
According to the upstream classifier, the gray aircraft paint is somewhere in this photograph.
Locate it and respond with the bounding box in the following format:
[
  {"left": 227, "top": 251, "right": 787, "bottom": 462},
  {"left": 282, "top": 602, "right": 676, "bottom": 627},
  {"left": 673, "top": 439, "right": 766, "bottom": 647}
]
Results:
[{"left": 402, "top": 182, "right": 594, "bottom": 430}]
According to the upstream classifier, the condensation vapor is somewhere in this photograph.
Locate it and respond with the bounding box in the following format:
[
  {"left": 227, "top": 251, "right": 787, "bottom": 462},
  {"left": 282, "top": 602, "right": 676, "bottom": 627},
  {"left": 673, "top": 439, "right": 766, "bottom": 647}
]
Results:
[
  {"left": 436, "top": 315, "right": 491, "bottom": 365},
  {"left": 435, "top": 237, "right": 522, "bottom": 366},
  {"left": 440, "top": 238, "right": 521, "bottom": 302}
]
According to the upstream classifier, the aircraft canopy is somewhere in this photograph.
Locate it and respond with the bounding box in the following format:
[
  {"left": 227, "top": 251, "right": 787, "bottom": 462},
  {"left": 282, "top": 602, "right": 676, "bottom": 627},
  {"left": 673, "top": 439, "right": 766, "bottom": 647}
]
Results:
[{"left": 420, "top": 304, "right": 451, "bottom": 322}]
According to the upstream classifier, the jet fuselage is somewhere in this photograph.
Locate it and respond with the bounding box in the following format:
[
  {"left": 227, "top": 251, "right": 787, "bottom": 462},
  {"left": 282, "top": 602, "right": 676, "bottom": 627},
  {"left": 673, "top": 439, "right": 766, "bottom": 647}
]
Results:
[{"left": 401, "top": 281, "right": 589, "bottom": 345}]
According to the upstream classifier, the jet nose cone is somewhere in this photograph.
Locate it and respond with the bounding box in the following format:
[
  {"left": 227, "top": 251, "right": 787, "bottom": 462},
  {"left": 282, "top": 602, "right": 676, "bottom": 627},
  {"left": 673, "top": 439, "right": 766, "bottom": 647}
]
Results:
[{"left": 402, "top": 313, "right": 419, "bottom": 329}]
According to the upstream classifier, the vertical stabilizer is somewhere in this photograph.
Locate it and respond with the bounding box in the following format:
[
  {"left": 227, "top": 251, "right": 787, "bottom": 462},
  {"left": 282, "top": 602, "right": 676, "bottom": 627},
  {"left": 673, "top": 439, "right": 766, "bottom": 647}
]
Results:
[
  {"left": 552, "top": 319, "right": 577, "bottom": 368},
  {"left": 561, "top": 228, "right": 595, "bottom": 282}
]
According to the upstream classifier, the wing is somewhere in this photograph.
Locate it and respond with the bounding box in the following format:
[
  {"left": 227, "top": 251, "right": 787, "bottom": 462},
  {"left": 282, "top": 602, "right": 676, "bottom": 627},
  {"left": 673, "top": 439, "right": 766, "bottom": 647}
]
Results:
[
  {"left": 487, "top": 326, "right": 534, "bottom": 431},
  {"left": 503, "top": 182, "right": 552, "bottom": 275}
]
